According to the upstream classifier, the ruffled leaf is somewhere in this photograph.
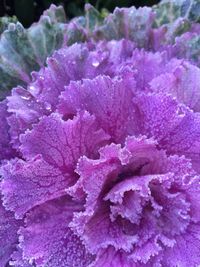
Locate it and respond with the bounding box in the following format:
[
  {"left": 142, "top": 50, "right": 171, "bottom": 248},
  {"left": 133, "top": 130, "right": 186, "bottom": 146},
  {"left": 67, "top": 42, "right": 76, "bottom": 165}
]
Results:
[
  {"left": 71, "top": 203, "right": 138, "bottom": 254},
  {"left": 89, "top": 247, "right": 134, "bottom": 267},
  {"left": 149, "top": 61, "right": 200, "bottom": 111},
  {"left": 69, "top": 135, "right": 198, "bottom": 265},
  {"left": 1, "top": 112, "right": 109, "bottom": 218},
  {"left": 0, "top": 101, "right": 15, "bottom": 160},
  {"left": 10, "top": 248, "right": 33, "bottom": 267},
  {"left": 20, "top": 112, "right": 109, "bottom": 166},
  {"left": 7, "top": 86, "right": 47, "bottom": 149},
  {"left": 123, "top": 49, "right": 179, "bottom": 90},
  {"left": 7, "top": 42, "right": 111, "bottom": 148},
  {"left": 0, "top": 199, "right": 21, "bottom": 266},
  {"left": 134, "top": 93, "right": 200, "bottom": 171},
  {"left": 19, "top": 197, "right": 94, "bottom": 267},
  {"left": 163, "top": 224, "right": 200, "bottom": 267},
  {"left": 1, "top": 156, "right": 73, "bottom": 219},
  {"left": 58, "top": 75, "right": 136, "bottom": 143}
]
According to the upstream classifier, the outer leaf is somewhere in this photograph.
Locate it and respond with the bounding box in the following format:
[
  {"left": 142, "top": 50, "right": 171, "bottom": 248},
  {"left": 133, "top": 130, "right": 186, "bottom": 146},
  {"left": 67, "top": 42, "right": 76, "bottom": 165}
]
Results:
[
  {"left": 0, "top": 16, "right": 17, "bottom": 35},
  {"left": 94, "top": 6, "right": 155, "bottom": 48},
  {"left": 151, "top": 0, "right": 200, "bottom": 50},
  {"left": 153, "top": 0, "right": 184, "bottom": 26},
  {"left": 0, "top": 4, "right": 67, "bottom": 97},
  {"left": 154, "top": 0, "right": 200, "bottom": 26},
  {"left": 66, "top": 4, "right": 104, "bottom": 45},
  {"left": 166, "top": 32, "right": 200, "bottom": 66}
]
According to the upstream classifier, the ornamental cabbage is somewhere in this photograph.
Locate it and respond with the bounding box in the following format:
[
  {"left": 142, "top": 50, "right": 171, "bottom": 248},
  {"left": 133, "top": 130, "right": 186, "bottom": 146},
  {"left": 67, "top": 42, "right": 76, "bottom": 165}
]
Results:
[{"left": 1, "top": 1, "right": 200, "bottom": 267}]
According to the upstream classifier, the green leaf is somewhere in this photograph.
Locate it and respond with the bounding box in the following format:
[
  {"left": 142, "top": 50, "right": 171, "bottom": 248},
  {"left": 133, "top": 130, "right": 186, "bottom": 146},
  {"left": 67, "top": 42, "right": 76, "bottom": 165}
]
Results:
[
  {"left": 0, "top": 16, "right": 17, "bottom": 35},
  {"left": 0, "top": 4, "right": 67, "bottom": 98},
  {"left": 173, "top": 34, "right": 200, "bottom": 64},
  {"left": 154, "top": 0, "right": 200, "bottom": 27},
  {"left": 94, "top": 6, "right": 154, "bottom": 48},
  {"left": 162, "top": 17, "right": 191, "bottom": 43},
  {"left": 65, "top": 4, "right": 104, "bottom": 45},
  {"left": 187, "top": 35, "right": 200, "bottom": 61}
]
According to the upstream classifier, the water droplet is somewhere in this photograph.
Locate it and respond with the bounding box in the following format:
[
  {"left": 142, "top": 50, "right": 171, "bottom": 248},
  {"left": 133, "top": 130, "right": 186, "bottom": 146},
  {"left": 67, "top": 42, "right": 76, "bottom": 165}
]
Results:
[
  {"left": 92, "top": 60, "right": 100, "bottom": 67},
  {"left": 39, "top": 75, "right": 44, "bottom": 80},
  {"left": 29, "top": 85, "right": 41, "bottom": 95},
  {"left": 44, "top": 102, "right": 52, "bottom": 111},
  {"left": 21, "top": 95, "right": 31, "bottom": 100},
  {"left": 29, "top": 86, "right": 35, "bottom": 92}
]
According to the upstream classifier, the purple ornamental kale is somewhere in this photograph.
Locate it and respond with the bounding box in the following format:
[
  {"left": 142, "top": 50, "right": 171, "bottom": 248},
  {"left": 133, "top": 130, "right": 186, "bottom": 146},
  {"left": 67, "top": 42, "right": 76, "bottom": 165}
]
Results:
[{"left": 1, "top": 39, "right": 200, "bottom": 266}]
